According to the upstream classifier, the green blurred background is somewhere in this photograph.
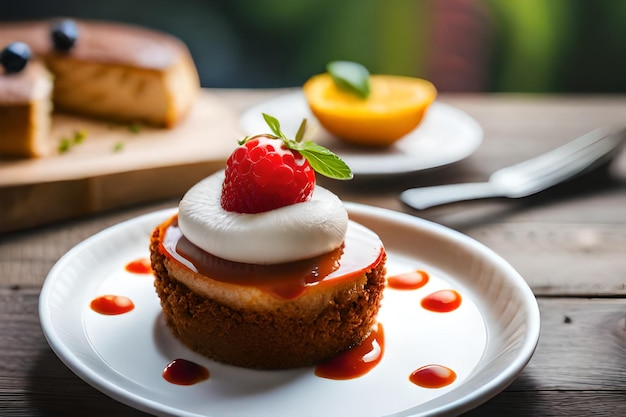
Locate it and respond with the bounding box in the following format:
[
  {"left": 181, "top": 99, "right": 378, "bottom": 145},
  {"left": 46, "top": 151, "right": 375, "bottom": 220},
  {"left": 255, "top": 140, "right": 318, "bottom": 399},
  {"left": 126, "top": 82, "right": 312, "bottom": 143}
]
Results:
[{"left": 2, "top": 0, "right": 625, "bottom": 93}]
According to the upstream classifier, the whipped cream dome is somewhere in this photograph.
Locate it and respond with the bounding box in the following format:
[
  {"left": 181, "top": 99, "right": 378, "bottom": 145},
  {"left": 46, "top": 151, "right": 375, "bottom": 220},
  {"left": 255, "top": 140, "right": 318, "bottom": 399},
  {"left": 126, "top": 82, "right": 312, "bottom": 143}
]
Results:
[{"left": 178, "top": 171, "right": 349, "bottom": 264}]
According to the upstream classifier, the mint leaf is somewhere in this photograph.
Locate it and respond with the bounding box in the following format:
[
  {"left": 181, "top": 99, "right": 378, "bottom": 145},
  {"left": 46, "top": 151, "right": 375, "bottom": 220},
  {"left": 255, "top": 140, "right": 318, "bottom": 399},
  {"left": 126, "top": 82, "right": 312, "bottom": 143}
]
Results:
[
  {"left": 296, "top": 142, "right": 353, "bottom": 180},
  {"left": 262, "top": 113, "right": 286, "bottom": 139},
  {"left": 327, "top": 61, "right": 370, "bottom": 99}
]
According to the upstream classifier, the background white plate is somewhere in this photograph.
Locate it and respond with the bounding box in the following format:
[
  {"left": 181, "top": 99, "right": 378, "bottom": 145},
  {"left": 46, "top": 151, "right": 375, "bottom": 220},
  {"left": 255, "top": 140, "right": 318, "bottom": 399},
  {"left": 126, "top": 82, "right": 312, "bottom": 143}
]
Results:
[
  {"left": 40, "top": 205, "right": 539, "bottom": 417},
  {"left": 239, "top": 92, "right": 483, "bottom": 177}
]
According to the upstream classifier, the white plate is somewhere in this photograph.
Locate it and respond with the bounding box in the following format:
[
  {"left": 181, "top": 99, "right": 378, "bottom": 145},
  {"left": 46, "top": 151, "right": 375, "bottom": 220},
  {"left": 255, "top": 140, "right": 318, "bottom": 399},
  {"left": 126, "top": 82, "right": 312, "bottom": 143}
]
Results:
[
  {"left": 239, "top": 92, "right": 483, "bottom": 177},
  {"left": 40, "top": 205, "right": 539, "bottom": 417}
]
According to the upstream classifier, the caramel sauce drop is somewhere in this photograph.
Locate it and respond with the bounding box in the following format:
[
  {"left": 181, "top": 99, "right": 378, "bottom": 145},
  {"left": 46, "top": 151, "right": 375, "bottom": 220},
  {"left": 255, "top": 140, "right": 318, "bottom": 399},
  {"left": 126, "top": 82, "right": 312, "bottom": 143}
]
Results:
[
  {"left": 387, "top": 269, "right": 429, "bottom": 290},
  {"left": 421, "top": 289, "right": 462, "bottom": 312},
  {"left": 409, "top": 364, "right": 457, "bottom": 388},
  {"left": 162, "top": 359, "right": 209, "bottom": 385},
  {"left": 125, "top": 258, "right": 153, "bottom": 274},
  {"left": 90, "top": 295, "right": 134, "bottom": 315},
  {"left": 315, "top": 323, "right": 384, "bottom": 380}
]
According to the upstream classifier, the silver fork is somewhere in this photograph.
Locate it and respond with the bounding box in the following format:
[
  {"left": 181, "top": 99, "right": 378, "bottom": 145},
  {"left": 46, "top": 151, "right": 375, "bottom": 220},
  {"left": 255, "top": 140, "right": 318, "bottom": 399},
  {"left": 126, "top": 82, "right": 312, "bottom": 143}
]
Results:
[{"left": 400, "top": 126, "right": 626, "bottom": 210}]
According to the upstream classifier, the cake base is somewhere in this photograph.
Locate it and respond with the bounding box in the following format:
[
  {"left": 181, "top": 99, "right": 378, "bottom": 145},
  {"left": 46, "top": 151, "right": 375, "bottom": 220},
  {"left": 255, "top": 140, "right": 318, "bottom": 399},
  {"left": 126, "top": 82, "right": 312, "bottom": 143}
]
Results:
[{"left": 150, "top": 223, "right": 386, "bottom": 370}]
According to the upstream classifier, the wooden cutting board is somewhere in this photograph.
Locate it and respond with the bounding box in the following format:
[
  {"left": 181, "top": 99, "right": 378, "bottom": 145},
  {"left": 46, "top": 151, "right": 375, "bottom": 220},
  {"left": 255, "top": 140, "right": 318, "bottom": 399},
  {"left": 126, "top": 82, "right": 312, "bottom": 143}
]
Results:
[{"left": 0, "top": 89, "right": 242, "bottom": 233}]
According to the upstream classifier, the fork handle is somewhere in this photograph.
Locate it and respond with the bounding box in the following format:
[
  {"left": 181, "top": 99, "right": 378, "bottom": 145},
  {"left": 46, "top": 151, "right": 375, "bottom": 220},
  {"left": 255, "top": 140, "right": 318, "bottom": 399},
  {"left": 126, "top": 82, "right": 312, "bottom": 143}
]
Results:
[{"left": 400, "top": 182, "right": 502, "bottom": 210}]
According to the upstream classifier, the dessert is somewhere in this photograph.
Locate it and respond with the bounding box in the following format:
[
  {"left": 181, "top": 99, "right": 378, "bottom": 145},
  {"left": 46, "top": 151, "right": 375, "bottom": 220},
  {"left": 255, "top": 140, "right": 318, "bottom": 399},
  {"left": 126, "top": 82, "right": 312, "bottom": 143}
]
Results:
[
  {"left": 303, "top": 61, "right": 437, "bottom": 147},
  {"left": 0, "top": 18, "right": 199, "bottom": 158},
  {"left": 150, "top": 115, "right": 387, "bottom": 369}
]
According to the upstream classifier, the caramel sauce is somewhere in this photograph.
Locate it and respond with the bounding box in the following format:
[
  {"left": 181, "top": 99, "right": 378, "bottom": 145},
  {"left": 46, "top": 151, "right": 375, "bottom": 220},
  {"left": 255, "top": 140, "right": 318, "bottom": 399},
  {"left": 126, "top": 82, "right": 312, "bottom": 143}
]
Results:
[
  {"left": 162, "top": 359, "right": 209, "bottom": 385},
  {"left": 421, "top": 289, "right": 462, "bottom": 312},
  {"left": 90, "top": 294, "right": 134, "bottom": 315},
  {"left": 387, "top": 269, "right": 429, "bottom": 290},
  {"left": 94, "top": 249, "right": 463, "bottom": 389},
  {"left": 314, "top": 323, "right": 384, "bottom": 380},
  {"left": 125, "top": 258, "right": 153, "bottom": 274},
  {"left": 159, "top": 215, "right": 385, "bottom": 299},
  {"left": 409, "top": 364, "right": 457, "bottom": 388}
]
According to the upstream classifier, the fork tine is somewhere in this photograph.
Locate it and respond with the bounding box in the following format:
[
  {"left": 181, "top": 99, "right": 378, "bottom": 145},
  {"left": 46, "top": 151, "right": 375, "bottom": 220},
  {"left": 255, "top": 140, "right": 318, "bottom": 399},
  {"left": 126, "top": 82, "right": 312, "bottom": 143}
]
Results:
[
  {"left": 495, "top": 126, "right": 625, "bottom": 197},
  {"left": 499, "top": 126, "right": 624, "bottom": 178},
  {"left": 518, "top": 139, "right": 618, "bottom": 193}
]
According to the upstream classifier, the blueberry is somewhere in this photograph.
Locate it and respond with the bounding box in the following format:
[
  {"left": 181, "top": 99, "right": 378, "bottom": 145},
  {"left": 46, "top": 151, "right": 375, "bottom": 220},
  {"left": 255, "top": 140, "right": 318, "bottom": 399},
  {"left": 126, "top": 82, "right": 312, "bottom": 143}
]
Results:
[
  {"left": 0, "top": 42, "right": 32, "bottom": 73},
  {"left": 51, "top": 19, "right": 78, "bottom": 52}
]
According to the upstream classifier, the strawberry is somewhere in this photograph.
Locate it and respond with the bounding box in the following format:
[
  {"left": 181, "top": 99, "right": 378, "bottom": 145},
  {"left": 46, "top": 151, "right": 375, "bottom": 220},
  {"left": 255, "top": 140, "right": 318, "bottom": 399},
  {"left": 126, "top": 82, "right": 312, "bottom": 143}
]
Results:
[
  {"left": 221, "top": 135, "right": 316, "bottom": 213},
  {"left": 220, "top": 113, "right": 352, "bottom": 214}
]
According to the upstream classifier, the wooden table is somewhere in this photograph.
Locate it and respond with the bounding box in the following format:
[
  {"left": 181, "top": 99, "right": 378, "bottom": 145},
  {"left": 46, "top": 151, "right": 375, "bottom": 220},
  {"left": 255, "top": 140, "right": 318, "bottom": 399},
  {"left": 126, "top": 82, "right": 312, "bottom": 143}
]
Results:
[{"left": 1, "top": 90, "right": 625, "bottom": 416}]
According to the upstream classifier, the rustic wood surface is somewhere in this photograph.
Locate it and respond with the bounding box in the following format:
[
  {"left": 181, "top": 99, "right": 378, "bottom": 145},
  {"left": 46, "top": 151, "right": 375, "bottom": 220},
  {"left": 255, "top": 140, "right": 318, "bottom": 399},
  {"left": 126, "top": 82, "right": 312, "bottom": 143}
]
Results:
[{"left": 1, "top": 90, "right": 625, "bottom": 416}]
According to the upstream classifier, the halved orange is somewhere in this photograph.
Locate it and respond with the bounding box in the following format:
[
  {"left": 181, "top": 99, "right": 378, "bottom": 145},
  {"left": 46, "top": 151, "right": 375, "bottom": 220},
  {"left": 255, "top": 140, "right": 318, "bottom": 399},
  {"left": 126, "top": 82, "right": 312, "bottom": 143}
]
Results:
[{"left": 303, "top": 73, "right": 437, "bottom": 147}]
